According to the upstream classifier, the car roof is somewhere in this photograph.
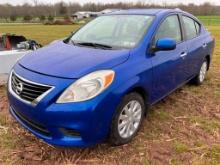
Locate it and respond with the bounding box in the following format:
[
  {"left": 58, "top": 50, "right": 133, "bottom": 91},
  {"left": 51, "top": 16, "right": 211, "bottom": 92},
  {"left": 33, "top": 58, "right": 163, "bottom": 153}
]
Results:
[{"left": 107, "top": 8, "right": 185, "bottom": 16}]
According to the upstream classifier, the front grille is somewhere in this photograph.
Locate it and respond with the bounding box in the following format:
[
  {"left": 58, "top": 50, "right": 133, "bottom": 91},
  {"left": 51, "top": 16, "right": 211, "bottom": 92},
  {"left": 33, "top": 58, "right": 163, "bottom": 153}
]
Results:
[
  {"left": 11, "top": 107, "right": 51, "bottom": 136},
  {"left": 10, "top": 72, "right": 52, "bottom": 104}
]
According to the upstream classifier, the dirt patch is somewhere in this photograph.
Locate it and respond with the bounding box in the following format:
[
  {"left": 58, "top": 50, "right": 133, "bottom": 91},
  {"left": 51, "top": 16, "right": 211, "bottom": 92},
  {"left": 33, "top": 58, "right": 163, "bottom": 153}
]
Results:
[
  {"left": 0, "top": 74, "right": 8, "bottom": 86},
  {"left": 0, "top": 70, "right": 219, "bottom": 165}
]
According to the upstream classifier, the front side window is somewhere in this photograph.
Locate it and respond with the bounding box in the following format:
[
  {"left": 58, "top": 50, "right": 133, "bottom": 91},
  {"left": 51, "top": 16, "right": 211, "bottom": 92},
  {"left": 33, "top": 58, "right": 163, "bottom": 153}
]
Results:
[
  {"left": 182, "top": 16, "right": 198, "bottom": 40},
  {"left": 155, "top": 15, "right": 182, "bottom": 43},
  {"left": 69, "top": 15, "right": 154, "bottom": 49}
]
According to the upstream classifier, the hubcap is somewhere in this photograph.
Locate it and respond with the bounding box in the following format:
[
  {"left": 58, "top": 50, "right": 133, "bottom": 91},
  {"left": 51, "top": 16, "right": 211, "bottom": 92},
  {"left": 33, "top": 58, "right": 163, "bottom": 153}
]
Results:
[
  {"left": 199, "top": 61, "right": 207, "bottom": 82},
  {"left": 118, "top": 100, "right": 142, "bottom": 138}
]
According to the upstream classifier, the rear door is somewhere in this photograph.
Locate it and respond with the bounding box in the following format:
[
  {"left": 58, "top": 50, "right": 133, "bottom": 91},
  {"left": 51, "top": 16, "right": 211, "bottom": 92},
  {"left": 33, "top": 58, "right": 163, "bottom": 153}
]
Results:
[
  {"left": 181, "top": 15, "right": 207, "bottom": 77},
  {"left": 151, "top": 14, "right": 188, "bottom": 103}
]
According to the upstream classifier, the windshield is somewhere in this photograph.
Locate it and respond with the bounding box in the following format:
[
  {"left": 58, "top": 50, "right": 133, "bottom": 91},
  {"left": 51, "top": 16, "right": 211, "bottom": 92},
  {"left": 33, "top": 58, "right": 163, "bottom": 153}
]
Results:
[{"left": 69, "top": 15, "right": 154, "bottom": 49}]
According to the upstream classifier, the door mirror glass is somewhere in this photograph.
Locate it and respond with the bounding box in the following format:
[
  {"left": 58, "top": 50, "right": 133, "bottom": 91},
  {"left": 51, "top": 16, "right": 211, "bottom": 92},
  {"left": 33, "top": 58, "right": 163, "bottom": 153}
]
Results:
[{"left": 155, "top": 38, "right": 176, "bottom": 51}]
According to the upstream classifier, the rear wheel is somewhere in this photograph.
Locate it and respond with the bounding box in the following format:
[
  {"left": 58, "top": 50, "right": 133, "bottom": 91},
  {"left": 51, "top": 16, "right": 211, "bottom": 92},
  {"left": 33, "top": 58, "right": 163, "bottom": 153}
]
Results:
[
  {"left": 192, "top": 59, "right": 208, "bottom": 85},
  {"left": 109, "top": 92, "right": 145, "bottom": 146}
]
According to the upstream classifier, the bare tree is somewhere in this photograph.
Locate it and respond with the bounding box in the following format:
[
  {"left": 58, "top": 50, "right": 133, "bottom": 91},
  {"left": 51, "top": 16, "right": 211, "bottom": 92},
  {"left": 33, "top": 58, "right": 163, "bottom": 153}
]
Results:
[
  {"left": 32, "top": 0, "right": 39, "bottom": 6},
  {"left": 0, "top": 4, "right": 11, "bottom": 22},
  {"left": 0, "top": 1, "right": 218, "bottom": 20}
]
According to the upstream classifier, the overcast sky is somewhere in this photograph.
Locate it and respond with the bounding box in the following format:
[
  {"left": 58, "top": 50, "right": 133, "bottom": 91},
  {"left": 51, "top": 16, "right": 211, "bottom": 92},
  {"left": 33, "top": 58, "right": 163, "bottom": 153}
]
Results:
[{"left": 0, "top": 0, "right": 219, "bottom": 6}]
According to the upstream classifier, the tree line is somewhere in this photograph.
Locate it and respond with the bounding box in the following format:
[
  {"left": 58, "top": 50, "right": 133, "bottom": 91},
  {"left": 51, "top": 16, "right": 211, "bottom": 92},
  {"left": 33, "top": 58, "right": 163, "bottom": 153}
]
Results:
[{"left": 0, "top": 1, "right": 219, "bottom": 22}]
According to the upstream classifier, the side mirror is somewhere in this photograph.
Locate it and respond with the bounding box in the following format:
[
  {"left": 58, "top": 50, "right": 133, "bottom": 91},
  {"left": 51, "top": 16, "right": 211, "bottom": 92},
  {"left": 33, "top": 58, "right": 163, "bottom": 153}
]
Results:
[{"left": 154, "top": 38, "right": 176, "bottom": 51}]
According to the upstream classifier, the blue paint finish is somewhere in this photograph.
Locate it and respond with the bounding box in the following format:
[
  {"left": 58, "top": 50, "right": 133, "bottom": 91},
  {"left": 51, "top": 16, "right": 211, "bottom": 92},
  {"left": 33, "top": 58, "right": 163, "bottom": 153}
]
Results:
[
  {"left": 19, "top": 41, "right": 130, "bottom": 78},
  {"left": 155, "top": 38, "right": 176, "bottom": 51},
  {"left": 150, "top": 40, "right": 188, "bottom": 103},
  {"left": 7, "top": 9, "right": 215, "bottom": 147}
]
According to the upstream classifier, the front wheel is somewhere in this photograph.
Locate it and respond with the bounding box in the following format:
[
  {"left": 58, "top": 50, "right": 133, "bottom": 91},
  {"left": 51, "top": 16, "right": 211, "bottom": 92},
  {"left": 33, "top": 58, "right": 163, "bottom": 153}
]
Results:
[
  {"left": 191, "top": 59, "right": 208, "bottom": 85},
  {"left": 109, "top": 92, "right": 145, "bottom": 146}
]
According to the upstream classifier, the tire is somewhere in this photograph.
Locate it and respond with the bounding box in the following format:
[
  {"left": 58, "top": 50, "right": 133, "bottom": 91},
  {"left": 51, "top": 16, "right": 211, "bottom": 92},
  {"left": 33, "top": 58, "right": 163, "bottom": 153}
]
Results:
[
  {"left": 191, "top": 59, "right": 208, "bottom": 86},
  {"left": 109, "top": 92, "right": 145, "bottom": 146}
]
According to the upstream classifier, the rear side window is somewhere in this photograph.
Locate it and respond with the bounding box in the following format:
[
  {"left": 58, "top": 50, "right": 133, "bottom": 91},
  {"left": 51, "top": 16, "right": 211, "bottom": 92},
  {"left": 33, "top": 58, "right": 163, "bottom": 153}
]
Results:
[
  {"left": 194, "top": 21, "right": 201, "bottom": 34},
  {"left": 182, "top": 16, "right": 199, "bottom": 40},
  {"left": 155, "top": 15, "right": 182, "bottom": 43}
]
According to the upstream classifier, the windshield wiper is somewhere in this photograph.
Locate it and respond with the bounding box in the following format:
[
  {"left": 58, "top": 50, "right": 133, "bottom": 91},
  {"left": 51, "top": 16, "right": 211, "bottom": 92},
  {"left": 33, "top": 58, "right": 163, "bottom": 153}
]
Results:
[{"left": 73, "top": 41, "right": 113, "bottom": 49}]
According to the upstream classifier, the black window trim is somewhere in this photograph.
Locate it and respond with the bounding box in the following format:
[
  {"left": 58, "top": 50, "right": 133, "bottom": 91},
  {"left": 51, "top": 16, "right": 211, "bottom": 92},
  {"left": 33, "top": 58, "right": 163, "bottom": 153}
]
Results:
[{"left": 194, "top": 21, "right": 201, "bottom": 35}]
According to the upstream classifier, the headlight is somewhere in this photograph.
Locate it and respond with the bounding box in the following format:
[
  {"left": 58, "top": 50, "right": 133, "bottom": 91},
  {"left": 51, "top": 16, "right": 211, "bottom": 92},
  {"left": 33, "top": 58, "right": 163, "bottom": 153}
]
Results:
[{"left": 56, "top": 70, "right": 115, "bottom": 103}]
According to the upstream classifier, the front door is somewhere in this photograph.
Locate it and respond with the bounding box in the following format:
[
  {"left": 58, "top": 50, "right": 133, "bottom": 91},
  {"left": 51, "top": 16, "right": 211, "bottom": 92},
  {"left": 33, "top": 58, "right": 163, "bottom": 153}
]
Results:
[{"left": 150, "top": 14, "right": 188, "bottom": 103}]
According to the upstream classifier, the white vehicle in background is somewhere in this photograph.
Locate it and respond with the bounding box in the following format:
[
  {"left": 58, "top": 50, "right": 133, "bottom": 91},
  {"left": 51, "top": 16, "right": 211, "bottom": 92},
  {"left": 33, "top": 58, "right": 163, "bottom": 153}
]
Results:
[
  {"left": 71, "top": 9, "right": 121, "bottom": 20},
  {"left": 100, "top": 8, "right": 121, "bottom": 14},
  {"left": 0, "top": 34, "right": 41, "bottom": 84},
  {"left": 0, "top": 49, "right": 31, "bottom": 74}
]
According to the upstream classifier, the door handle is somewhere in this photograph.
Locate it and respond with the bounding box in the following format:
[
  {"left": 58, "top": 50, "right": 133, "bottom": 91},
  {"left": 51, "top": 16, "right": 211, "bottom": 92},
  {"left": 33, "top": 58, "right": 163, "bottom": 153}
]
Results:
[
  {"left": 202, "top": 43, "right": 207, "bottom": 48},
  {"left": 180, "top": 52, "right": 187, "bottom": 57}
]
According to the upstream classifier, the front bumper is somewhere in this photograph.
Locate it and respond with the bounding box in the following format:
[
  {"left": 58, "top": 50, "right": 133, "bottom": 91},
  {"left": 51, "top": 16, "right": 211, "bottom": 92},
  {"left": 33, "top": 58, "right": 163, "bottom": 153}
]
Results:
[
  {"left": 9, "top": 102, "right": 104, "bottom": 147},
  {"left": 8, "top": 64, "right": 121, "bottom": 147}
]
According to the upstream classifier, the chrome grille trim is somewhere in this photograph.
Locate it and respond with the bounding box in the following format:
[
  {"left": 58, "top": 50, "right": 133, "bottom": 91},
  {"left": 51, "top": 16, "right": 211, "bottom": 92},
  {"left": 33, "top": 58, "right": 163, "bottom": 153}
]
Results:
[{"left": 9, "top": 71, "right": 54, "bottom": 106}]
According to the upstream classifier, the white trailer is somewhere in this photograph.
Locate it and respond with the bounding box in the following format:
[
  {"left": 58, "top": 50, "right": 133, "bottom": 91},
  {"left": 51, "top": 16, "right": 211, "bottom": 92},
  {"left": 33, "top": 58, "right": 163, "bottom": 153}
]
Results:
[{"left": 0, "top": 50, "right": 31, "bottom": 84}]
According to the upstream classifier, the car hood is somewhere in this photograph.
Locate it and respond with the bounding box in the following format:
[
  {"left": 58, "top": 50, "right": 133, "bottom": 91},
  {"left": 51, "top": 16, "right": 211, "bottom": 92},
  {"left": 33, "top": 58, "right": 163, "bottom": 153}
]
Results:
[{"left": 19, "top": 41, "right": 130, "bottom": 79}]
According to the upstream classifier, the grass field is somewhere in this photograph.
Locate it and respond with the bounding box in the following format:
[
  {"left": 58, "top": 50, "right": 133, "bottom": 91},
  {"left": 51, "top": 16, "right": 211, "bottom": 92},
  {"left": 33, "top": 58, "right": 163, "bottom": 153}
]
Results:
[
  {"left": 1, "top": 15, "right": 220, "bottom": 25},
  {"left": 198, "top": 16, "right": 220, "bottom": 25},
  {"left": 0, "top": 23, "right": 219, "bottom": 164},
  {"left": 0, "top": 24, "right": 81, "bottom": 45}
]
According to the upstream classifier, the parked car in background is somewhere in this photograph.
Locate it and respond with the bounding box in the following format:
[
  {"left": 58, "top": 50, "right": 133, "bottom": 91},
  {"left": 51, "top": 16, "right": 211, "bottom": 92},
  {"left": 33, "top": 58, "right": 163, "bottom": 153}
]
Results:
[
  {"left": 71, "top": 9, "right": 121, "bottom": 20},
  {"left": 72, "top": 11, "right": 93, "bottom": 20},
  {"left": 0, "top": 34, "right": 41, "bottom": 51},
  {"left": 0, "top": 34, "right": 27, "bottom": 51},
  {"left": 100, "top": 8, "right": 121, "bottom": 14},
  {"left": 7, "top": 9, "right": 215, "bottom": 147},
  {"left": 0, "top": 34, "right": 41, "bottom": 74}
]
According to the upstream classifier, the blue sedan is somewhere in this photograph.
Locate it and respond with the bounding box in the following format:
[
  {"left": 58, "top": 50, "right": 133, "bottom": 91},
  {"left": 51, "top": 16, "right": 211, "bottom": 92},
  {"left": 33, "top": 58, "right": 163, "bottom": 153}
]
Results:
[{"left": 7, "top": 9, "right": 215, "bottom": 147}]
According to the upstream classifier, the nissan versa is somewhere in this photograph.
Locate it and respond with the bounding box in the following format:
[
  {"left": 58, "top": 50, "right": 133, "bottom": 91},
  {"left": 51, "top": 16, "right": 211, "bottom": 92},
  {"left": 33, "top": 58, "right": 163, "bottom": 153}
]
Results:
[{"left": 7, "top": 9, "right": 215, "bottom": 147}]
